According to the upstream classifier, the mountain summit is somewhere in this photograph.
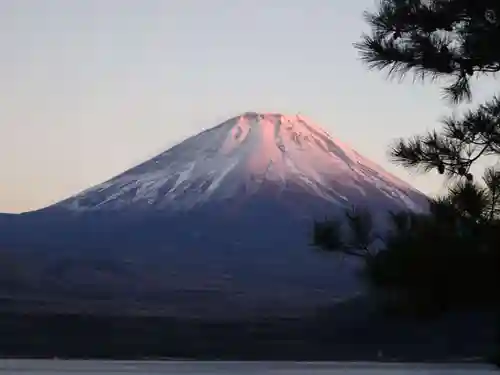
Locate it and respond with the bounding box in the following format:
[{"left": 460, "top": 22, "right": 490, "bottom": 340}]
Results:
[{"left": 56, "top": 112, "right": 426, "bottom": 214}]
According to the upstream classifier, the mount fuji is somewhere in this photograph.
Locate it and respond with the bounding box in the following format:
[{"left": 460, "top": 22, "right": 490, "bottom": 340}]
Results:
[{"left": 0, "top": 112, "right": 429, "bottom": 318}]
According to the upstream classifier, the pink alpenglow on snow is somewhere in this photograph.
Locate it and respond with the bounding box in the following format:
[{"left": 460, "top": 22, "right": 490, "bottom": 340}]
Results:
[{"left": 56, "top": 112, "right": 428, "bottom": 213}]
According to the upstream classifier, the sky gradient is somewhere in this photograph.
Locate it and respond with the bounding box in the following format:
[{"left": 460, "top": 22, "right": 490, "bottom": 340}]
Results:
[{"left": 0, "top": 0, "right": 497, "bottom": 213}]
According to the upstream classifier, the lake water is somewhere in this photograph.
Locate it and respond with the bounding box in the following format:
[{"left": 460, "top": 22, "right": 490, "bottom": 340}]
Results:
[{"left": 0, "top": 360, "right": 496, "bottom": 374}]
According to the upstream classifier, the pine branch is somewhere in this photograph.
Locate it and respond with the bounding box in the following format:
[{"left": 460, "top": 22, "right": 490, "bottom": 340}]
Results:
[
  {"left": 483, "top": 167, "right": 500, "bottom": 220},
  {"left": 312, "top": 209, "right": 383, "bottom": 262},
  {"left": 356, "top": 0, "right": 500, "bottom": 103},
  {"left": 390, "top": 94, "right": 500, "bottom": 177},
  {"left": 442, "top": 74, "right": 472, "bottom": 103}
]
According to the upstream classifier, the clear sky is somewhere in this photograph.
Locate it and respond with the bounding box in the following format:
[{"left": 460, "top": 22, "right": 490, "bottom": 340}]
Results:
[{"left": 0, "top": 0, "right": 496, "bottom": 213}]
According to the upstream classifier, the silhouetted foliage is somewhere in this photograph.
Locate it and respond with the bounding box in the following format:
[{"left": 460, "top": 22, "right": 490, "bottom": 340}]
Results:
[
  {"left": 356, "top": 0, "right": 500, "bottom": 103},
  {"left": 355, "top": 0, "right": 500, "bottom": 179},
  {"left": 313, "top": 171, "right": 500, "bottom": 315},
  {"left": 315, "top": 0, "right": 500, "bottom": 364},
  {"left": 390, "top": 97, "right": 500, "bottom": 179}
]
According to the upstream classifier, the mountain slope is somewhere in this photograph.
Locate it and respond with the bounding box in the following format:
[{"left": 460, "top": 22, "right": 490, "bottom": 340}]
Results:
[{"left": 55, "top": 112, "right": 427, "bottom": 214}]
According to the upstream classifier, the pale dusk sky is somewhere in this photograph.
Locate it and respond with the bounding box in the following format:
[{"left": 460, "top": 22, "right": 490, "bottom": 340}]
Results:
[{"left": 0, "top": 1, "right": 497, "bottom": 213}]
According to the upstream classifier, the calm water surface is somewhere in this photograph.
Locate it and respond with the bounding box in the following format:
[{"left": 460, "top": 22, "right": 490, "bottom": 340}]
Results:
[{"left": 0, "top": 360, "right": 496, "bottom": 374}]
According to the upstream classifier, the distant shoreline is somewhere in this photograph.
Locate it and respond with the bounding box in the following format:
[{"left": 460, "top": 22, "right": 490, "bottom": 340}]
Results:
[
  {"left": 0, "top": 310, "right": 495, "bottom": 364},
  {"left": 0, "top": 356, "right": 489, "bottom": 364}
]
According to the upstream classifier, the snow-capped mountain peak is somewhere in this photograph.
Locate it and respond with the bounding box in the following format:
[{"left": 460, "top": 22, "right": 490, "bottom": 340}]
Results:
[{"left": 55, "top": 112, "right": 427, "bottom": 213}]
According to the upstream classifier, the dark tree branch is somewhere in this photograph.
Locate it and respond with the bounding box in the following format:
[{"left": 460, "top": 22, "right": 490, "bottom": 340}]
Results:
[{"left": 355, "top": 0, "right": 500, "bottom": 103}]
